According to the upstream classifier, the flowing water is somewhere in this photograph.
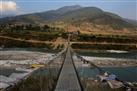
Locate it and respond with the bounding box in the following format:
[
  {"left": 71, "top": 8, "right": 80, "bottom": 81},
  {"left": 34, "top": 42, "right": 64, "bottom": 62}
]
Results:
[
  {"left": 78, "top": 66, "right": 137, "bottom": 82},
  {"left": 77, "top": 50, "right": 137, "bottom": 82}
]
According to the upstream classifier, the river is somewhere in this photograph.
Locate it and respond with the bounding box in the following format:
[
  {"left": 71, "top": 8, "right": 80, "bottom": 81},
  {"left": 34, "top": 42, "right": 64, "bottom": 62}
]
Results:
[{"left": 76, "top": 50, "right": 137, "bottom": 82}]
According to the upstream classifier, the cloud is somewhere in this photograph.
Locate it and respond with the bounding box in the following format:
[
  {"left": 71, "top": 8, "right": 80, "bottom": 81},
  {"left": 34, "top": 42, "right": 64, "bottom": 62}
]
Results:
[
  {"left": 0, "top": 1, "right": 20, "bottom": 17},
  {"left": 0, "top": 1, "right": 18, "bottom": 12}
]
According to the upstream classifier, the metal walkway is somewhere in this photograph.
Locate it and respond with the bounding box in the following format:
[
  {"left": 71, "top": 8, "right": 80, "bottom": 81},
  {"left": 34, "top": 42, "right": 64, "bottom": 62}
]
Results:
[{"left": 55, "top": 47, "right": 82, "bottom": 91}]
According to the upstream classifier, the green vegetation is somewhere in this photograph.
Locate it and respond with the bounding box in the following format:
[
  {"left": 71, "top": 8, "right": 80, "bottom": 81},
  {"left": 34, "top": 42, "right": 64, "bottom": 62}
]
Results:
[
  {"left": 0, "top": 23, "right": 136, "bottom": 50},
  {"left": 70, "top": 33, "right": 137, "bottom": 51},
  {"left": 0, "top": 37, "right": 54, "bottom": 48},
  {"left": 0, "top": 24, "right": 69, "bottom": 49},
  {"left": 111, "top": 24, "right": 124, "bottom": 30},
  {"left": 71, "top": 43, "right": 137, "bottom": 50},
  {"left": 74, "top": 34, "right": 137, "bottom": 43},
  {"left": 0, "top": 24, "right": 65, "bottom": 41}
]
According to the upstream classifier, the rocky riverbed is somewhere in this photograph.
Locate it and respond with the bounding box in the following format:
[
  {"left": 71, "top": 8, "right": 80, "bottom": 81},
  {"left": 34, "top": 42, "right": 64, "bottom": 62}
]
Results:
[{"left": 83, "top": 56, "right": 137, "bottom": 67}]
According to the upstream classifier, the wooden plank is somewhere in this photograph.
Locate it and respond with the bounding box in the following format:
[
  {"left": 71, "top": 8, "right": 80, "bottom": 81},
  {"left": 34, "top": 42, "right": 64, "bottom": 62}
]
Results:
[{"left": 55, "top": 47, "right": 81, "bottom": 91}]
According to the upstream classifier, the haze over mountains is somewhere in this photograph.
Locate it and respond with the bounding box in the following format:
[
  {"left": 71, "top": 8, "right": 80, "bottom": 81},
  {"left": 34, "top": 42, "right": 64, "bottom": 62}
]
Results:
[{"left": 0, "top": 5, "right": 136, "bottom": 30}]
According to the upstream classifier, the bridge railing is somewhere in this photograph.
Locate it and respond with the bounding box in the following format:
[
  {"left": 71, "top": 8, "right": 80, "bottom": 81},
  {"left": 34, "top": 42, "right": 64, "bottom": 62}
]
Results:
[
  {"left": 71, "top": 50, "right": 99, "bottom": 91},
  {"left": 72, "top": 50, "right": 137, "bottom": 91},
  {"left": 7, "top": 48, "right": 67, "bottom": 91},
  {"left": 45, "top": 48, "right": 67, "bottom": 91},
  {"left": 71, "top": 48, "right": 128, "bottom": 91}
]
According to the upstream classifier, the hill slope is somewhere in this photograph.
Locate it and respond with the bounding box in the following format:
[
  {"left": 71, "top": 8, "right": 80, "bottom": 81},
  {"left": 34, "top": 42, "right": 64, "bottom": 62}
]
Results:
[{"left": 0, "top": 5, "right": 136, "bottom": 31}]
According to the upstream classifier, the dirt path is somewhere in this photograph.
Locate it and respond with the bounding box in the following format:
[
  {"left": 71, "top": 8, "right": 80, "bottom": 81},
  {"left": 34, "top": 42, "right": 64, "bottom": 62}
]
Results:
[
  {"left": 70, "top": 42, "right": 137, "bottom": 46},
  {"left": 0, "top": 35, "right": 136, "bottom": 47}
]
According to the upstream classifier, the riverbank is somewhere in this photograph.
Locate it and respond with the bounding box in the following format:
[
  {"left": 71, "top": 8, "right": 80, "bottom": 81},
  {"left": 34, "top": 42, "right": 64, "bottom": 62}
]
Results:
[
  {"left": 74, "top": 49, "right": 137, "bottom": 67},
  {"left": 82, "top": 56, "right": 137, "bottom": 67},
  {"left": 0, "top": 49, "right": 55, "bottom": 69}
]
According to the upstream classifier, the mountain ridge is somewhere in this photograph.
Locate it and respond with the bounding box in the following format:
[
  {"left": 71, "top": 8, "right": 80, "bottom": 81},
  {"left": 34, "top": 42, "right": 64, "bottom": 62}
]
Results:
[{"left": 0, "top": 5, "right": 136, "bottom": 31}]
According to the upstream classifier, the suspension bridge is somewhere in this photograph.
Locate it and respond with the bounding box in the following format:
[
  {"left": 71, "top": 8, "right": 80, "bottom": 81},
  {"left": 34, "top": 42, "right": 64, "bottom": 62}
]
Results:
[
  {"left": 2, "top": 40, "right": 134, "bottom": 91},
  {"left": 55, "top": 47, "right": 82, "bottom": 91}
]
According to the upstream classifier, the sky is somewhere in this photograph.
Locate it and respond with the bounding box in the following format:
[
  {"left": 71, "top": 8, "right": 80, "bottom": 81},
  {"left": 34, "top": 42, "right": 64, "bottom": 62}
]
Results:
[{"left": 0, "top": 0, "right": 137, "bottom": 20}]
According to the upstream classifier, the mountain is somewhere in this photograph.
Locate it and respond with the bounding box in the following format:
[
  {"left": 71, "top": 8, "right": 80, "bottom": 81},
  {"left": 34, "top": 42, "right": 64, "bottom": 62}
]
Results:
[
  {"left": 57, "top": 7, "right": 104, "bottom": 22},
  {"left": 55, "top": 5, "right": 82, "bottom": 14},
  {"left": 0, "top": 5, "right": 136, "bottom": 30},
  {"left": 0, "top": 5, "right": 82, "bottom": 24},
  {"left": 123, "top": 18, "right": 137, "bottom": 26}
]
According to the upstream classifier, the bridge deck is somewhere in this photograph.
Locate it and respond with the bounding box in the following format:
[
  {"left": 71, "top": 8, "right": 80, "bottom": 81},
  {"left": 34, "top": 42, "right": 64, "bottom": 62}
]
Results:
[{"left": 55, "top": 48, "right": 81, "bottom": 91}]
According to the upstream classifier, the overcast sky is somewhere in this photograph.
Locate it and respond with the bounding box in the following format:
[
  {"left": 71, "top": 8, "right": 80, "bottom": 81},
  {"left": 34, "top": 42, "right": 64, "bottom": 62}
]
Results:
[{"left": 0, "top": 0, "right": 137, "bottom": 20}]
